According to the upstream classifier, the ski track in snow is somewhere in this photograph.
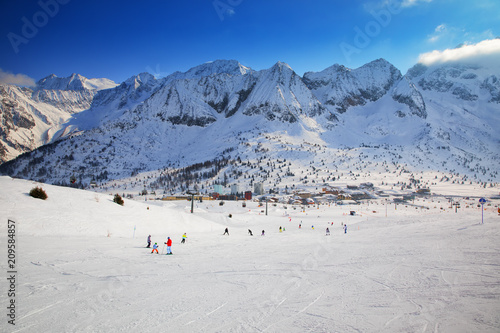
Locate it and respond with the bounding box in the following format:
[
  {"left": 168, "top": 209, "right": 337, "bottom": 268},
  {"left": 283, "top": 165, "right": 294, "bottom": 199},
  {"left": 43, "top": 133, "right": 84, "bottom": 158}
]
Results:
[
  {"left": 1, "top": 176, "right": 500, "bottom": 332},
  {"left": 16, "top": 300, "right": 65, "bottom": 321}
]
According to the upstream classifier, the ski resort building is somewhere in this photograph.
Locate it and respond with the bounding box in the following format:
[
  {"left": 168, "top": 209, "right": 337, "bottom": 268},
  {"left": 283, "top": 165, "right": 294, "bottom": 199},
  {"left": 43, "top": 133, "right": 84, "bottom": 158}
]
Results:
[
  {"left": 230, "top": 184, "right": 240, "bottom": 195},
  {"left": 214, "top": 184, "right": 223, "bottom": 194},
  {"left": 254, "top": 182, "right": 264, "bottom": 195},
  {"left": 244, "top": 191, "right": 252, "bottom": 200}
]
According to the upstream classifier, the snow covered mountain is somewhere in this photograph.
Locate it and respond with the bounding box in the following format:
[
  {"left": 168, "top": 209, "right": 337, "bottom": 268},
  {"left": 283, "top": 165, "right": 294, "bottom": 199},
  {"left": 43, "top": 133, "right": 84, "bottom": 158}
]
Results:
[
  {"left": 303, "top": 59, "right": 402, "bottom": 113},
  {"left": 67, "top": 72, "right": 162, "bottom": 131},
  {"left": 140, "top": 60, "right": 326, "bottom": 128},
  {"left": 0, "top": 59, "right": 499, "bottom": 188},
  {"left": 166, "top": 59, "right": 254, "bottom": 81},
  {"left": 403, "top": 62, "right": 500, "bottom": 175},
  {"left": 36, "top": 73, "right": 117, "bottom": 91},
  {"left": 239, "top": 61, "right": 326, "bottom": 123},
  {"left": 0, "top": 85, "right": 93, "bottom": 162},
  {"left": 0, "top": 74, "right": 118, "bottom": 163}
]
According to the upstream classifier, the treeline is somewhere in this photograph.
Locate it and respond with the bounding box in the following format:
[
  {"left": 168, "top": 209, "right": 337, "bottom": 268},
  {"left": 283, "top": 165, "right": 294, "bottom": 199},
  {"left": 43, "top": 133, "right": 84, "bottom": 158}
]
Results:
[{"left": 150, "top": 156, "right": 233, "bottom": 192}]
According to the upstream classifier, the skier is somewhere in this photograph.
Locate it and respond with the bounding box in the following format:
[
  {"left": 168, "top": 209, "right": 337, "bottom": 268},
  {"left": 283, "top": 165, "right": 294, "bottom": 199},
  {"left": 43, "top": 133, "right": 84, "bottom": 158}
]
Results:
[
  {"left": 326, "top": 228, "right": 330, "bottom": 236},
  {"left": 248, "top": 229, "right": 253, "bottom": 236},
  {"left": 299, "top": 224, "right": 301, "bottom": 229},
  {"left": 151, "top": 242, "right": 159, "bottom": 254},
  {"left": 223, "top": 228, "right": 229, "bottom": 235},
  {"left": 261, "top": 230, "right": 265, "bottom": 236},
  {"left": 312, "top": 225, "right": 314, "bottom": 230},
  {"left": 147, "top": 235, "right": 151, "bottom": 248},
  {"left": 181, "top": 233, "right": 187, "bottom": 244},
  {"left": 165, "top": 237, "right": 173, "bottom": 254},
  {"left": 344, "top": 224, "right": 347, "bottom": 234},
  {"left": 279, "top": 226, "right": 282, "bottom": 233}
]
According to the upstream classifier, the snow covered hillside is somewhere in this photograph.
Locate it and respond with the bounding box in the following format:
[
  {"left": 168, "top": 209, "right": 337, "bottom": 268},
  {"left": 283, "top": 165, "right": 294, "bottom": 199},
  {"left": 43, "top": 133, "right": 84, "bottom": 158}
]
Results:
[
  {"left": 405, "top": 62, "right": 500, "bottom": 174},
  {"left": 1, "top": 176, "right": 499, "bottom": 332}
]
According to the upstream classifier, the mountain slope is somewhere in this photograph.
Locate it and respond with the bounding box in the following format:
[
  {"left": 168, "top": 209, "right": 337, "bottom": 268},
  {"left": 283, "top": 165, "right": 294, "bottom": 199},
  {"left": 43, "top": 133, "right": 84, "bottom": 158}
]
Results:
[
  {"left": 0, "top": 84, "right": 92, "bottom": 162},
  {"left": 406, "top": 62, "right": 500, "bottom": 176},
  {"left": 0, "top": 59, "right": 499, "bottom": 187},
  {"left": 65, "top": 72, "right": 162, "bottom": 131},
  {"left": 0, "top": 74, "right": 118, "bottom": 163}
]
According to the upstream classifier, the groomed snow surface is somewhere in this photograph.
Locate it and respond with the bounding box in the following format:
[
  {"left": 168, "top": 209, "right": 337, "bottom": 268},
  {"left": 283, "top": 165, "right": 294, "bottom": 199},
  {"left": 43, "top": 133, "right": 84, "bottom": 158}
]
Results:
[{"left": 1, "top": 176, "right": 499, "bottom": 332}]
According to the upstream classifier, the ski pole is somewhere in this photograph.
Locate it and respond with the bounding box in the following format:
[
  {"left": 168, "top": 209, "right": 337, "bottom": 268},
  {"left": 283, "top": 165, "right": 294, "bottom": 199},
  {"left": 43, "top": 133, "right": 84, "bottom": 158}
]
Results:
[{"left": 161, "top": 243, "right": 165, "bottom": 255}]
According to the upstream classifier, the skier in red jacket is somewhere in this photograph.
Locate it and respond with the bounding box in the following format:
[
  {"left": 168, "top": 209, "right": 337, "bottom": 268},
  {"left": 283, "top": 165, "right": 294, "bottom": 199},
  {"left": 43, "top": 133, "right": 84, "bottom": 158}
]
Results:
[{"left": 165, "top": 237, "right": 173, "bottom": 255}]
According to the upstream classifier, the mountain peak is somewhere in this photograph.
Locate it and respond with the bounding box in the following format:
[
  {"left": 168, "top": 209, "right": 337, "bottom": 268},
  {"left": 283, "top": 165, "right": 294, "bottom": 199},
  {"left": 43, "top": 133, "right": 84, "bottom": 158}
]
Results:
[
  {"left": 37, "top": 73, "right": 86, "bottom": 91},
  {"left": 169, "top": 59, "right": 253, "bottom": 81},
  {"left": 44, "top": 73, "right": 58, "bottom": 79},
  {"left": 124, "top": 72, "right": 156, "bottom": 86},
  {"left": 36, "top": 73, "right": 117, "bottom": 91},
  {"left": 304, "top": 64, "right": 349, "bottom": 78},
  {"left": 271, "top": 61, "right": 293, "bottom": 71},
  {"left": 365, "top": 58, "right": 393, "bottom": 67},
  {"left": 302, "top": 58, "right": 402, "bottom": 113}
]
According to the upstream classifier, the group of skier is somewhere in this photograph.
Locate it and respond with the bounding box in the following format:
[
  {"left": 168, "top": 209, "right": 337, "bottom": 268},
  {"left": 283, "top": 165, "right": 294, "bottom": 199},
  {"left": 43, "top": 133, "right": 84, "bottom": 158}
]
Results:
[
  {"left": 224, "top": 222, "right": 348, "bottom": 238},
  {"left": 147, "top": 222, "right": 348, "bottom": 255},
  {"left": 147, "top": 233, "right": 187, "bottom": 255}
]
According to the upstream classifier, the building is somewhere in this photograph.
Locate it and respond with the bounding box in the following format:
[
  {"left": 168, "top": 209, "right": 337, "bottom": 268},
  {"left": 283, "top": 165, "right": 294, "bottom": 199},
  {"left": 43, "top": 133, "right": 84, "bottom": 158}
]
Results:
[
  {"left": 254, "top": 182, "right": 264, "bottom": 195},
  {"left": 322, "top": 186, "right": 340, "bottom": 195},
  {"left": 219, "top": 194, "right": 238, "bottom": 201},
  {"left": 214, "top": 184, "right": 223, "bottom": 194},
  {"left": 230, "top": 184, "right": 240, "bottom": 195},
  {"left": 244, "top": 191, "right": 252, "bottom": 200},
  {"left": 296, "top": 191, "right": 312, "bottom": 199}
]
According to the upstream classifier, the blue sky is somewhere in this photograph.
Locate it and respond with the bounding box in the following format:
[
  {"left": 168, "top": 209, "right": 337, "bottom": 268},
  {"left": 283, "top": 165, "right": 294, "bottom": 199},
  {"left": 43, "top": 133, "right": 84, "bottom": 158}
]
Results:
[{"left": 0, "top": 0, "right": 499, "bottom": 85}]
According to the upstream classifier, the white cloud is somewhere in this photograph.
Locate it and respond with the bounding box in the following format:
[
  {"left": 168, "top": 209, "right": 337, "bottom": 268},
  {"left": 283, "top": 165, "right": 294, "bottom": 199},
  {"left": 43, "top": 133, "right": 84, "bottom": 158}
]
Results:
[
  {"left": 427, "top": 24, "right": 448, "bottom": 43},
  {"left": 418, "top": 38, "right": 500, "bottom": 66},
  {"left": 0, "top": 69, "right": 36, "bottom": 87},
  {"left": 428, "top": 36, "right": 439, "bottom": 43},
  {"left": 434, "top": 24, "right": 446, "bottom": 33}
]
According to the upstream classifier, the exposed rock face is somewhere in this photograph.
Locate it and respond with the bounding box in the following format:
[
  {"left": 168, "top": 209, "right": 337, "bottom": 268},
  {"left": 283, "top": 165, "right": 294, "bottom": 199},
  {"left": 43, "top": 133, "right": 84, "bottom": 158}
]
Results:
[
  {"left": 392, "top": 76, "right": 427, "bottom": 118},
  {"left": 303, "top": 58, "right": 402, "bottom": 113}
]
